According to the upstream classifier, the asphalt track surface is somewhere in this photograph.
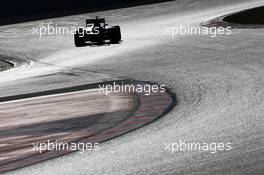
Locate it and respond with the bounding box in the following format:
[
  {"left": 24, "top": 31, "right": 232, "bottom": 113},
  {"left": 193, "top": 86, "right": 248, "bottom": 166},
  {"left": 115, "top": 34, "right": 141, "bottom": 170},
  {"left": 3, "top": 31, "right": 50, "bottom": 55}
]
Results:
[{"left": 1, "top": 0, "right": 264, "bottom": 174}]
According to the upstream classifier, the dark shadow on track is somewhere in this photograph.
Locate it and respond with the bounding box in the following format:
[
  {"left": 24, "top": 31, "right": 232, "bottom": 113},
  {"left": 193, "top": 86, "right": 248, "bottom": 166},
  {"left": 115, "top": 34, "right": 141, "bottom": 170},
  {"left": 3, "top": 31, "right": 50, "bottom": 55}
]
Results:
[
  {"left": 201, "top": 5, "right": 264, "bottom": 29},
  {"left": 223, "top": 6, "right": 264, "bottom": 24},
  {"left": 0, "top": 0, "right": 175, "bottom": 26},
  {"left": 0, "top": 60, "right": 14, "bottom": 72}
]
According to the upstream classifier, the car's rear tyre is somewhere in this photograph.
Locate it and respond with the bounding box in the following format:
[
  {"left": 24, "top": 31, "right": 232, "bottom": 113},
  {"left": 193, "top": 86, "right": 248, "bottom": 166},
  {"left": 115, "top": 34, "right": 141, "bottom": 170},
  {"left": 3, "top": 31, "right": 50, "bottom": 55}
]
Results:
[
  {"left": 74, "top": 29, "right": 86, "bottom": 47},
  {"left": 109, "top": 26, "right": 121, "bottom": 44}
]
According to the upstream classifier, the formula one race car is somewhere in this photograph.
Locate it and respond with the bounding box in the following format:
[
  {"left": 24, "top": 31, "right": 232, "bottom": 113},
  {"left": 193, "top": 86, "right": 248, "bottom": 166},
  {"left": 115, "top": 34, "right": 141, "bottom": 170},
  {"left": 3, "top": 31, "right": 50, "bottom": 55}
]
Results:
[{"left": 74, "top": 17, "right": 121, "bottom": 47}]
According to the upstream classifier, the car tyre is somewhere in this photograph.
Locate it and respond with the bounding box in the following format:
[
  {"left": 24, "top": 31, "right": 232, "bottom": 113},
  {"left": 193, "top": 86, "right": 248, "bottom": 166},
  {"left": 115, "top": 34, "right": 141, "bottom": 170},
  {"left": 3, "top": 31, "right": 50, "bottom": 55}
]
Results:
[
  {"left": 109, "top": 26, "right": 121, "bottom": 44},
  {"left": 74, "top": 29, "right": 86, "bottom": 47}
]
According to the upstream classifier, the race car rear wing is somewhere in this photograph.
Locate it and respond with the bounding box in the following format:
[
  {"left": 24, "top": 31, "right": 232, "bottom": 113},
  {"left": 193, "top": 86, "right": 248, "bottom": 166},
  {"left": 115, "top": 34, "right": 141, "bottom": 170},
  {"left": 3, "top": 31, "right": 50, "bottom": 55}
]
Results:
[{"left": 86, "top": 18, "right": 105, "bottom": 24}]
